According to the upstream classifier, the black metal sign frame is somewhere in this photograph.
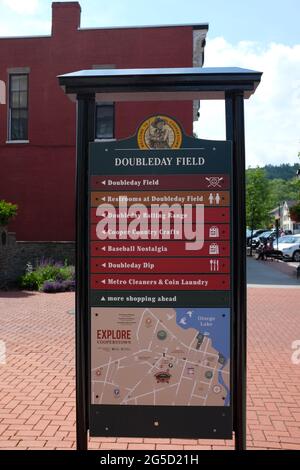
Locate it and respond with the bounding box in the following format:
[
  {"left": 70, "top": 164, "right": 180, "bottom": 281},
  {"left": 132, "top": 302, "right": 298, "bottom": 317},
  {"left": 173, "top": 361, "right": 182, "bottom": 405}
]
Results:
[{"left": 58, "top": 66, "right": 262, "bottom": 451}]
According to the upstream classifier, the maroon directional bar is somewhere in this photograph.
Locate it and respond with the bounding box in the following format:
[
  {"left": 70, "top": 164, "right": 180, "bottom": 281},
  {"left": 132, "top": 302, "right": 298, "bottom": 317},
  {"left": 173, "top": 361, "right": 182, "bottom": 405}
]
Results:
[
  {"left": 91, "top": 274, "right": 230, "bottom": 290},
  {"left": 91, "top": 174, "right": 229, "bottom": 191},
  {"left": 91, "top": 257, "right": 230, "bottom": 274},
  {"left": 90, "top": 223, "right": 230, "bottom": 241},
  {"left": 90, "top": 207, "right": 230, "bottom": 224},
  {"left": 91, "top": 240, "right": 230, "bottom": 257}
]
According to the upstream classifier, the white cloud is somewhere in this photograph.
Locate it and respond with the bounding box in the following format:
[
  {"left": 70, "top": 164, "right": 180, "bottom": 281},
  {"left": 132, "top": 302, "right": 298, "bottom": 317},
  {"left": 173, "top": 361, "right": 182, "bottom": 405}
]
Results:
[
  {"left": 1, "top": 0, "right": 39, "bottom": 15},
  {"left": 195, "top": 38, "right": 300, "bottom": 167},
  {"left": 0, "top": 19, "right": 50, "bottom": 37}
]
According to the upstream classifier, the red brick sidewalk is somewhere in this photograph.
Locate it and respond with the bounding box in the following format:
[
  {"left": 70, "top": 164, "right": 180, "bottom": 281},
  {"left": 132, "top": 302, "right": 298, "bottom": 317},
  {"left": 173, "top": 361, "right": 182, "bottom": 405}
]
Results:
[{"left": 0, "top": 287, "right": 300, "bottom": 450}]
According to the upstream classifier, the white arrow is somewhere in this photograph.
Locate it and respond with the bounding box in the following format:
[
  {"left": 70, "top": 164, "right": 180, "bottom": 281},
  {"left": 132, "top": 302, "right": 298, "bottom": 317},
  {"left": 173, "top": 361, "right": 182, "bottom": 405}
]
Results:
[
  {"left": 101, "top": 296, "right": 106, "bottom": 301},
  {"left": 101, "top": 197, "right": 106, "bottom": 202},
  {"left": 101, "top": 247, "right": 106, "bottom": 251},
  {"left": 101, "top": 280, "right": 106, "bottom": 285},
  {"left": 101, "top": 180, "right": 106, "bottom": 186},
  {"left": 102, "top": 263, "right": 106, "bottom": 268}
]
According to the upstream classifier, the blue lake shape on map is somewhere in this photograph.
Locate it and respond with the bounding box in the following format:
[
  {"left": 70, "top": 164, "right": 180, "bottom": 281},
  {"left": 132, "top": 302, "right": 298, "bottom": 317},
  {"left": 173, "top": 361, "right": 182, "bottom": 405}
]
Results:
[{"left": 176, "top": 308, "right": 230, "bottom": 405}]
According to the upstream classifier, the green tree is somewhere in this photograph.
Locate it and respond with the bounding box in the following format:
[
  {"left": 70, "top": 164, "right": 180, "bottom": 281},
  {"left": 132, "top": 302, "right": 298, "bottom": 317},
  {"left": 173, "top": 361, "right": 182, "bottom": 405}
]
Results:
[
  {"left": 246, "top": 168, "right": 270, "bottom": 230},
  {"left": 0, "top": 200, "right": 18, "bottom": 226},
  {"left": 264, "top": 163, "right": 299, "bottom": 181},
  {"left": 267, "top": 177, "right": 300, "bottom": 209}
]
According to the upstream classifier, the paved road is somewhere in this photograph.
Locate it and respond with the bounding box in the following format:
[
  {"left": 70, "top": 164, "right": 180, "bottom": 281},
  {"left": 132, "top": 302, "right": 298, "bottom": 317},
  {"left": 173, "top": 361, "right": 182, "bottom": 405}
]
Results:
[{"left": 247, "top": 257, "right": 300, "bottom": 286}]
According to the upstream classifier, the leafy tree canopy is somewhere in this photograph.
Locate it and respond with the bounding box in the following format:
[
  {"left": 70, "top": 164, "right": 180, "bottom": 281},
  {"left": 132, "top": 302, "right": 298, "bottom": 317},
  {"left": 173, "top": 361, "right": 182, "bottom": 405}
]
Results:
[
  {"left": 246, "top": 168, "right": 270, "bottom": 229},
  {"left": 246, "top": 161, "right": 300, "bottom": 229}
]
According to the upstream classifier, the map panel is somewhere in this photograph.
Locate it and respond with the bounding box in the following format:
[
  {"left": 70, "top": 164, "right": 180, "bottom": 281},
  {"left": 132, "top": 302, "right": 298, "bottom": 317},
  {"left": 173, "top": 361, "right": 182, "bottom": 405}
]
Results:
[{"left": 91, "top": 307, "right": 230, "bottom": 407}]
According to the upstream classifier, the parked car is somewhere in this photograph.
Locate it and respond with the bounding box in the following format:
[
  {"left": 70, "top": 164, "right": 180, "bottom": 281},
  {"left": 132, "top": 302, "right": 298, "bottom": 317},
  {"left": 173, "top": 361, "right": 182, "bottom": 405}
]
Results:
[
  {"left": 247, "top": 229, "right": 269, "bottom": 246},
  {"left": 276, "top": 235, "right": 300, "bottom": 262},
  {"left": 251, "top": 230, "right": 276, "bottom": 249}
]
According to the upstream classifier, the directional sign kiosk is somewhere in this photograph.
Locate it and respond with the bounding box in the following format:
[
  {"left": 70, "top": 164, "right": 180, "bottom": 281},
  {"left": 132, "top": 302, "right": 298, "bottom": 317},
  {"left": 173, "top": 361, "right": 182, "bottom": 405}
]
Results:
[{"left": 59, "top": 67, "right": 262, "bottom": 450}]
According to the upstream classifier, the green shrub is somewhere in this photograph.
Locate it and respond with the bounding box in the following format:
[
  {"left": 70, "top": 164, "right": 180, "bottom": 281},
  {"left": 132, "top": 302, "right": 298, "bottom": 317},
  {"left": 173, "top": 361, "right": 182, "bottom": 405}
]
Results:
[
  {"left": 0, "top": 200, "right": 18, "bottom": 226},
  {"left": 20, "top": 270, "right": 44, "bottom": 290},
  {"left": 20, "top": 260, "right": 75, "bottom": 292}
]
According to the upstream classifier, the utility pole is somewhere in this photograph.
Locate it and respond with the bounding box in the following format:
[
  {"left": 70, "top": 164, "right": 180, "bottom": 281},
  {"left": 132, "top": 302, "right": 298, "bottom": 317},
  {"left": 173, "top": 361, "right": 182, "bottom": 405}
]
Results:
[{"left": 249, "top": 198, "right": 254, "bottom": 257}]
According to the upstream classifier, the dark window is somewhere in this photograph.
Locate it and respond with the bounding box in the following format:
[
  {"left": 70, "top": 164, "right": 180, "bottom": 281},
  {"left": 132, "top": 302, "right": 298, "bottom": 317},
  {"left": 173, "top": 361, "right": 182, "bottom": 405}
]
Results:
[
  {"left": 95, "top": 103, "right": 114, "bottom": 139},
  {"left": 9, "top": 74, "right": 28, "bottom": 140}
]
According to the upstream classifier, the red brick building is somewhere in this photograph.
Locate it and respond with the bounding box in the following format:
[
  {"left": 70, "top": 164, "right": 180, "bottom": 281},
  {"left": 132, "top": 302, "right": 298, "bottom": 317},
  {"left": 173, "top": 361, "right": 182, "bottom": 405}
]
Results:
[{"left": 0, "top": 2, "right": 208, "bottom": 242}]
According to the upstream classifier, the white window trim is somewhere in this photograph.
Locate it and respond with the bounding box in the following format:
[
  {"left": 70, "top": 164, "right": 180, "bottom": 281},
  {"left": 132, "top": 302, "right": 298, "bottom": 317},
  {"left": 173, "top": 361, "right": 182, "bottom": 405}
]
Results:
[
  {"left": 6, "top": 140, "right": 29, "bottom": 144},
  {"left": 7, "top": 71, "right": 29, "bottom": 142}
]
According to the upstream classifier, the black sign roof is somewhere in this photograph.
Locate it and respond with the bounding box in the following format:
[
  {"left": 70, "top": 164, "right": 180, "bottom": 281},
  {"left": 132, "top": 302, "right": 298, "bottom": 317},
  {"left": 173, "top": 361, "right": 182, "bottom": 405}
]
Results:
[{"left": 58, "top": 67, "right": 262, "bottom": 101}]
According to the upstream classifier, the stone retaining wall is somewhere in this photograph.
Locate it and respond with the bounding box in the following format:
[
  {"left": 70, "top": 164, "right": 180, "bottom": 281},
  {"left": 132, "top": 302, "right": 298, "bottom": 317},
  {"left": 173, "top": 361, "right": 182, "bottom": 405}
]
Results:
[{"left": 0, "top": 233, "right": 75, "bottom": 287}]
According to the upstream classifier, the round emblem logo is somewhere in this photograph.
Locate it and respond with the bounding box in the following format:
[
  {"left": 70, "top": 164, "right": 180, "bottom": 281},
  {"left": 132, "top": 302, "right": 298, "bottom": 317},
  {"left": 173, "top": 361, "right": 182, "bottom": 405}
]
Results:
[{"left": 137, "top": 115, "right": 182, "bottom": 150}]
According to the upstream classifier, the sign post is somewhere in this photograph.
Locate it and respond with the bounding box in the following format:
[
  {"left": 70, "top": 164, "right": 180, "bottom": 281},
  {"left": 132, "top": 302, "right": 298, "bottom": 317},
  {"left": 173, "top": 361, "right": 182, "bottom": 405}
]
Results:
[{"left": 58, "top": 67, "right": 262, "bottom": 450}]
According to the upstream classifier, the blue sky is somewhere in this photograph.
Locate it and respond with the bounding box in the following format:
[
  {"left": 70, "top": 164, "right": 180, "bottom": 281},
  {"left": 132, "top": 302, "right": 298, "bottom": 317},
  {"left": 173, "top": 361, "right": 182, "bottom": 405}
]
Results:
[
  {"left": 0, "top": 0, "right": 299, "bottom": 45},
  {"left": 77, "top": 0, "right": 300, "bottom": 46},
  {"left": 0, "top": 0, "right": 299, "bottom": 166}
]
